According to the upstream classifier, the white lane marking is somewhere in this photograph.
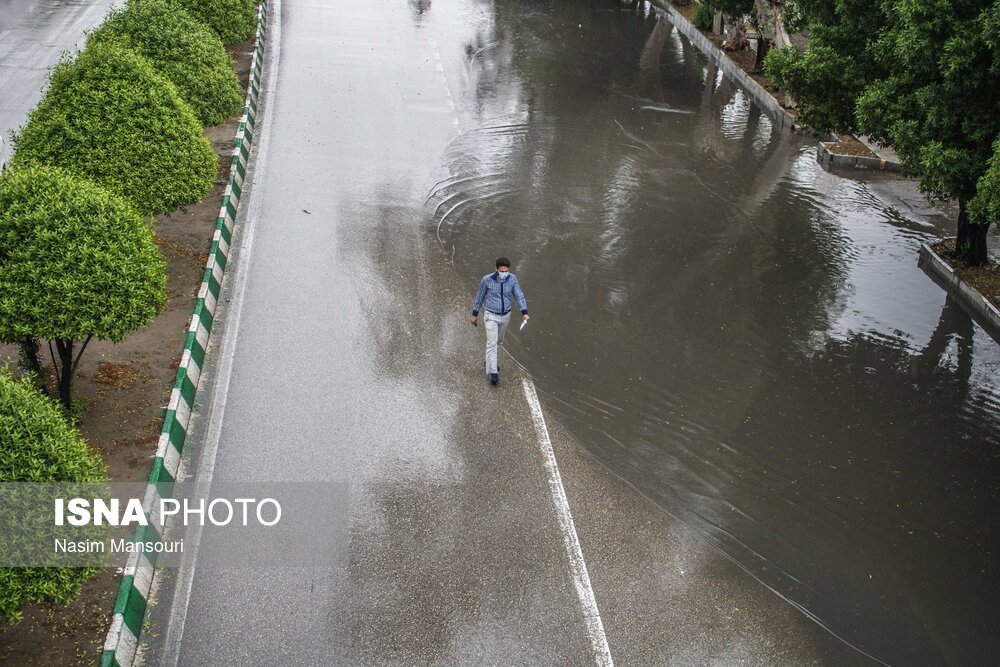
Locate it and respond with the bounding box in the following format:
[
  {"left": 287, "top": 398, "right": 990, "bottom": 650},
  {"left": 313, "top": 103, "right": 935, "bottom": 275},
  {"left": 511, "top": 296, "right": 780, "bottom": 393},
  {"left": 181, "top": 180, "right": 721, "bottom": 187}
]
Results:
[
  {"left": 156, "top": 2, "right": 282, "bottom": 665},
  {"left": 426, "top": 40, "right": 460, "bottom": 136},
  {"left": 522, "top": 378, "right": 615, "bottom": 667}
]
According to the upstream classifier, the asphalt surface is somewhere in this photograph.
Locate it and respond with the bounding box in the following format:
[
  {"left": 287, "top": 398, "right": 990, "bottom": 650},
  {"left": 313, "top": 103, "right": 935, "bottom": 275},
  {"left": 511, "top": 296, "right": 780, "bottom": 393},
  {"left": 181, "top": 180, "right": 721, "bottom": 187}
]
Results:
[
  {"left": 0, "top": 0, "right": 119, "bottom": 164},
  {"left": 429, "top": 3, "right": 1000, "bottom": 664},
  {"left": 140, "top": 0, "right": 851, "bottom": 664},
  {"left": 1, "top": 0, "right": 996, "bottom": 663}
]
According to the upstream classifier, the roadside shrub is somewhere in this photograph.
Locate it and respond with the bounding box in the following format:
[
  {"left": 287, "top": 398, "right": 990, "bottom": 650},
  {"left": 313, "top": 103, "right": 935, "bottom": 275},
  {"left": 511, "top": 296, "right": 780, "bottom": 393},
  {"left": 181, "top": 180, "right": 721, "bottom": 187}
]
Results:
[
  {"left": 971, "top": 136, "right": 1000, "bottom": 226},
  {"left": 762, "top": 45, "right": 799, "bottom": 85},
  {"left": 0, "top": 370, "right": 107, "bottom": 622},
  {"left": 10, "top": 43, "right": 217, "bottom": 215},
  {"left": 693, "top": 2, "right": 715, "bottom": 31},
  {"left": 0, "top": 164, "right": 167, "bottom": 410},
  {"left": 171, "top": 0, "right": 258, "bottom": 44},
  {"left": 88, "top": 0, "right": 243, "bottom": 126},
  {"left": 0, "top": 371, "right": 107, "bottom": 484}
]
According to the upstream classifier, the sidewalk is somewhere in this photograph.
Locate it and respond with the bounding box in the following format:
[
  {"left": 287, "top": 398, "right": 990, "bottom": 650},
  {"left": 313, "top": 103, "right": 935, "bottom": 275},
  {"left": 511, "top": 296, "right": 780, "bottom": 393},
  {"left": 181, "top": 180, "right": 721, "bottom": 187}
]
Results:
[{"left": 857, "top": 135, "right": 902, "bottom": 165}]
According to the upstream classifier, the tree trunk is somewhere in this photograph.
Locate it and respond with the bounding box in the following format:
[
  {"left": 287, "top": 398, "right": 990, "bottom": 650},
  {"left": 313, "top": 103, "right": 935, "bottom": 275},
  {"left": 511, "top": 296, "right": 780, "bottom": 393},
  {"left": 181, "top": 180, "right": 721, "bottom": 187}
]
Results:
[
  {"left": 54, "top": 338, "right": 74, "bottom": 411},
  {"left": 754, "top": 37, "right": 771, "bottom": 72},
  {"left": 723, "top": 15, "right": 749, "bottom": 51},
  {"left": 18, "top": 337, "right": 47, "bottom": 392},
  {"left": 956, "top": 200, "right": 990, "bottom": 267}
]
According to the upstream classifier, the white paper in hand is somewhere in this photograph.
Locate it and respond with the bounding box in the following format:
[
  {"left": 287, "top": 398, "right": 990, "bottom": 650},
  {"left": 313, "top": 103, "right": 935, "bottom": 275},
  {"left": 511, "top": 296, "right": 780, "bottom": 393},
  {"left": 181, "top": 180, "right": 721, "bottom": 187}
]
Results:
[{"left": 519, "top": 319, "right": 528, "bottom": 331}]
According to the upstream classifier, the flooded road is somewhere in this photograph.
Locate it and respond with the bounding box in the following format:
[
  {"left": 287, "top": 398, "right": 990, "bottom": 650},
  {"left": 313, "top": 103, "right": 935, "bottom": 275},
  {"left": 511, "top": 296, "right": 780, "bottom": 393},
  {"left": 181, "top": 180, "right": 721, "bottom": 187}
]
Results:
[
  {"left": 429, "top": 1, "right": 1000, "bottom": 664},
  {"left": 132, "top": 0, "right": 1000, "bottom": 663}
]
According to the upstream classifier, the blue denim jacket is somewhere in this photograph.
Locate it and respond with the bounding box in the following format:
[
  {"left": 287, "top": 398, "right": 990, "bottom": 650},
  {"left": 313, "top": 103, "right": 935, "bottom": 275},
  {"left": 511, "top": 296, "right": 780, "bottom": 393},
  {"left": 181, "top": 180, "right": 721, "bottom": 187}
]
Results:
[{"left": 472, "top": 272, "right": 528, "bottom": 316}]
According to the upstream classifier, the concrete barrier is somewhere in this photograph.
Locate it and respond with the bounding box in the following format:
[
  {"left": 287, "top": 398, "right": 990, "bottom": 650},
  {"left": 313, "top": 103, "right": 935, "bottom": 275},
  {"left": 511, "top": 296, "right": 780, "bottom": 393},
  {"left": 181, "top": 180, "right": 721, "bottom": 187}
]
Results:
[
  {"left": 919, "top": 242, "right": 1000, "bottom": 345},
  {"left": 651, "top": 0, "right": 797, "bottom": 131},
  {"left": 98, "top": 4, "right": 270, "bottom": 665},
  {"left": 817, "top": 141, "right": 902, "bottom": 172}
]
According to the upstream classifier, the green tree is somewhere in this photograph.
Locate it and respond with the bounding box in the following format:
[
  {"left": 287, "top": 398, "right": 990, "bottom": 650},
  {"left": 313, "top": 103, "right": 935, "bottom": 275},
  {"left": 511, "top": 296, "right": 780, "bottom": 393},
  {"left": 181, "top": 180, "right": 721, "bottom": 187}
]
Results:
[
  {"left": 763, "top": 0, "right": 889, "bottom": 131},
  {"left": 694, "top": 2, "right": 716, "bottom": 31},
  {"left": 10, "top": 43, "right": 217, "bottom": 215},
  {"left": 88, "top": 0, "right": 244, "bottom": 126},
  {"left": 707, "top": 0, "right": 755, "bottom": 49},
  {"left": 170, "top": 0, "right": 258, "bottom": 45},
  {"left": 970, "top": 135, "right": 1000, "bottom": 232},
  {"left": 0, "top": 165, "right": 167, "bottom": 410},
  {"left": 0, "top": 369, "right": 107, "bottom": 622},
  {"left": 766, "top": 0, "right": 1000, "bottom": 265},
  {"left": 708, "top": 0, "right": 755, "bottom": 18}
]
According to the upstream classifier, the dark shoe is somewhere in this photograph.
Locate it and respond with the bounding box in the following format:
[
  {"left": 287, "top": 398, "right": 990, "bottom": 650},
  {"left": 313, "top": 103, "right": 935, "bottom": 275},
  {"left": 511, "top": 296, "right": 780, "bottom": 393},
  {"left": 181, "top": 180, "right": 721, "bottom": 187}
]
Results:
[{"left": 490, "top": 373, "right": 499, "bottom": 385}]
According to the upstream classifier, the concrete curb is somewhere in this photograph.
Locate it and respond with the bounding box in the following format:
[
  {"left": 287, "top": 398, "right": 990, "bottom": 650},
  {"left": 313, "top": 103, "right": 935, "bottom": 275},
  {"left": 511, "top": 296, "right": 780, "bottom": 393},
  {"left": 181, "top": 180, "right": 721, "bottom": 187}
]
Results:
[
  {"left": 919, "top": 241, "right": 1000, "bottom": 344},
  {"left": 653, "top": 0, "right": 913, "bottom": 174},
  {"left": 651, "top": 0, "right": 796, "bottom": 131},
  {"left": 817, "top": 141, "right": 902, "bottom": 172},
  {"left": 98, "top": 4, "right": 269, "bottom": 666}
]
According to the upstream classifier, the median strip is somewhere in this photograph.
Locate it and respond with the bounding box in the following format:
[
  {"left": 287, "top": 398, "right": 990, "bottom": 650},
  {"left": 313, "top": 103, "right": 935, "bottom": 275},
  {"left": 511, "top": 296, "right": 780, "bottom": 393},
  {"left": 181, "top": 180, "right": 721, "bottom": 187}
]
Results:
[{"left": 98, "top": 3, "right": 270, "bottom": 665}]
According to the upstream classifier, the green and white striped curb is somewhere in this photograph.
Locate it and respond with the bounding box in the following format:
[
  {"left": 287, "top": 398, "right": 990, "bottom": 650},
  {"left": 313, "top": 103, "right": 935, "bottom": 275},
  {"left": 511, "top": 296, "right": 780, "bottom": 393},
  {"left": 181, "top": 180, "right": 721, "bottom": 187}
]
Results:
[{"left": 99, "top": 4, "right": 269, "bottom": 666}]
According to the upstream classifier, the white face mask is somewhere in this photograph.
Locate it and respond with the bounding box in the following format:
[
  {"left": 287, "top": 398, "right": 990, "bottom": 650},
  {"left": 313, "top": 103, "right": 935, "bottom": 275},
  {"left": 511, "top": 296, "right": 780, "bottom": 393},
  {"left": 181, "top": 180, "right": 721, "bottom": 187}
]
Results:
[{"left": 497, "top": 271, "right": 509, "bottom": 280}]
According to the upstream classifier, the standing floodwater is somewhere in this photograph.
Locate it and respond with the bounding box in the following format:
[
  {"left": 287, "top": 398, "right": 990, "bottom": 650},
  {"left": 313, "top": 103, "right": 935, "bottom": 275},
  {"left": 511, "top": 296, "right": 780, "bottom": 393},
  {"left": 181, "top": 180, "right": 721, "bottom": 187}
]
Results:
[{"left": 429, "top": 1, "right": 1000, "bottom": 663}]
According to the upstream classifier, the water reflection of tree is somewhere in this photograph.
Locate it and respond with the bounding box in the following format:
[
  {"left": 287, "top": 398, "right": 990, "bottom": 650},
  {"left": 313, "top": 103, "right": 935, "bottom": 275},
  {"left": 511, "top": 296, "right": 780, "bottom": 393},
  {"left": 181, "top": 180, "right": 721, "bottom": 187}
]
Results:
[
  {"left": 917, "top": 296, "right": 973, "bottom": 395},
  {"left": 714, "top": 302, "right": 997, "bottom": 665}
]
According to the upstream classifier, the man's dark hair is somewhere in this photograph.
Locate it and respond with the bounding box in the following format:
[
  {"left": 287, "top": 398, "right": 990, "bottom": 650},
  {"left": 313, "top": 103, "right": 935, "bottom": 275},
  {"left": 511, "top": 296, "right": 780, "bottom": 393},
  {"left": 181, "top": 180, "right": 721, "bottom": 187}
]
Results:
[{"left": 496, "top": 257, "right": 511, "bottom": 269}]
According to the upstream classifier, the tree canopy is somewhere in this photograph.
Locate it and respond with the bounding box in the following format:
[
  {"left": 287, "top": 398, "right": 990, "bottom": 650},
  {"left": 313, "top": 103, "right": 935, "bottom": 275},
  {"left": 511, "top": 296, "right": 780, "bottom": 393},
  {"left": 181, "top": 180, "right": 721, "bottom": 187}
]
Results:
[
  {"left": 0, "top": 370, "right": 107, "bottom": 621},
  {"left": 170, "top": 0, "right": 259, "bottom": 45},
  {"left": 765, "top": 0, "right": 1000, "bottom": 265},
  {"left": 11, "top": 42, "right": 217, "bottom": 215},
  {"left": 88, "top": 0, "right": 244, "bottom": 126},
  {"left": 0, "top": 164, "right": 167, "bottom": 407}
]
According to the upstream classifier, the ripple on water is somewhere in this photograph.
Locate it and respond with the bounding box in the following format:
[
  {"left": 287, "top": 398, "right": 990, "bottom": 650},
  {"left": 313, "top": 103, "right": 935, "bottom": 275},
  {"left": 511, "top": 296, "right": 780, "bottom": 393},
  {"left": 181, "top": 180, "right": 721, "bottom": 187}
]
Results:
[{"left": 427, "top": 3, "right": 1000, "bottom": 659}]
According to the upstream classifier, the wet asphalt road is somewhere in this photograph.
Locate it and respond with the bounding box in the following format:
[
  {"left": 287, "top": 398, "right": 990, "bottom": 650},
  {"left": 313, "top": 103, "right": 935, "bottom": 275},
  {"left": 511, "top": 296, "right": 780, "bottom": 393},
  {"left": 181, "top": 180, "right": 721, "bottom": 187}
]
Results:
[
  {"left": 138, "top": 0, "right": 867, "bottom": 665},
  {"left": 428, "top": 2, "right": 1000, "bottom": 664},
  {"left": 0, "top": 0, "right": 119, "bottom": 163},
  {"left": 82, "top": 0, "right": 1000, "bottom": 665},
  {"left": 0, "top": 0, "right": 997, "bottom": 664}
]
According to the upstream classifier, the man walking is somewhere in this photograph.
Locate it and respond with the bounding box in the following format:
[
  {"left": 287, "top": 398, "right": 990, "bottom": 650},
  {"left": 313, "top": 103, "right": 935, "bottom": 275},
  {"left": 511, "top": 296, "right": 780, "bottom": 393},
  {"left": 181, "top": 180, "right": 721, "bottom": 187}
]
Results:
[{"left": 470, "top": 257, "right": 529, "bottom": 385}]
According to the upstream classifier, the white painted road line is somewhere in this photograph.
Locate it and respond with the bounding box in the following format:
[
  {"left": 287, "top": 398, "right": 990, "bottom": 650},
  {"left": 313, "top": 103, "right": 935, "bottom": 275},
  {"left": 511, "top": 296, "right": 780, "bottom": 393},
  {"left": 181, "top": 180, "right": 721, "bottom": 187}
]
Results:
[{"left": 522, "top": 378, "right": 615, "bottom": 667}]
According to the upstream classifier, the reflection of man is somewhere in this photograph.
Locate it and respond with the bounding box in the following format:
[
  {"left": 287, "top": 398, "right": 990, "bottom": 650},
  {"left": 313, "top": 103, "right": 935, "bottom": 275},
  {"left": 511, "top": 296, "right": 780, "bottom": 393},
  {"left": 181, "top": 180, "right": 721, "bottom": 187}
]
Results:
[{"left": 470, "top": 257, "right": 529, "bottom": 386}]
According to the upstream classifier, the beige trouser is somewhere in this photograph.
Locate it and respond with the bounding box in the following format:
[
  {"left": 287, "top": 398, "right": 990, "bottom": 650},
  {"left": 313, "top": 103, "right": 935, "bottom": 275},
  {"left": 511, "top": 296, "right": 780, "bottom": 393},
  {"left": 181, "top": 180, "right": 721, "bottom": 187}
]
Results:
[{"left": 484, "top": 310, "right": 510, "bottom": 375}]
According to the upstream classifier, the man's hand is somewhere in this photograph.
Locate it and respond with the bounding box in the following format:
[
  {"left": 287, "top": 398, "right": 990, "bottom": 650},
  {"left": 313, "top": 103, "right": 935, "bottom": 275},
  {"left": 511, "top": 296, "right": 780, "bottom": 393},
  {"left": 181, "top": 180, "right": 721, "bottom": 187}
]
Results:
[
  {"left": 522, "top": 314, "right": 530, "bottom": 323},
  {"left": 470, "top": 315, "right": 478, "bottom": 327}
]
